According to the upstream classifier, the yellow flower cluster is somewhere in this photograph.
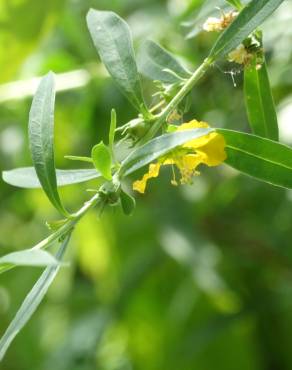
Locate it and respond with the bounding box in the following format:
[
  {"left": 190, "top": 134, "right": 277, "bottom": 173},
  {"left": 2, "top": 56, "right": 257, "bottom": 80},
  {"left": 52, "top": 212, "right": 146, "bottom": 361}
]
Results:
[{"left": 133, "top": 120, "right": 226, "bottom": 194}]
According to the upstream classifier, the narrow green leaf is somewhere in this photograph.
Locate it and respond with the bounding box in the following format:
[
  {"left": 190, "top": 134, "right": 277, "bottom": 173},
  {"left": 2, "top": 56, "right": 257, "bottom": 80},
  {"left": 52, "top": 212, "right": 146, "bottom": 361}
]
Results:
[
  {"left": 137, "top": 40, "right": 191, "bottom": 84},
  {"left": 120, "top": 190, "right": 136, "bottom": 216},
  {"left": 0, "top": 235, "right": 70, "bottom": 361},
  {"left": 86, "top": 9, "right": 145, "bottom": 111},
  {"left": 209, "top": 0, "right": 285, "bottom": 59},
  {"left": 2, "top": 167, "right": 101, "bottom": 189},
  {"left": 219, "top": 129, "right": 292, "bottom": 189},
  {"left": 244, "top": 57, "right": 279, "bottom": 141},
  {"left": 120, "top": 128, "right": 212, "bottom": 176},
  {"left": 0, "top": 249, "right": 60, "bottom": 273},
  {"left": 64, "top": 155, "right": 93, "bottom": 163},
  {"left": 92, "top": 142, "right": 112, "bottom": 180},
  {"left": 109, "top": 108, "right": 117, "bottom": 150},
  {"left": 29, "top": 72, "right": 68, "bottom": 216},
  {"left": 225, "top": 0, "right": 243, "bottom": 9}
]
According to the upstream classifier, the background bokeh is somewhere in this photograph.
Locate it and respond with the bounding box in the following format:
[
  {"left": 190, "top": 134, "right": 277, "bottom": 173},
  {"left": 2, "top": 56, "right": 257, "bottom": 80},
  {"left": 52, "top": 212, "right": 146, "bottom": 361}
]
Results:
[{"left": 1, "top": 0, "right": 292, "bottom": 369}]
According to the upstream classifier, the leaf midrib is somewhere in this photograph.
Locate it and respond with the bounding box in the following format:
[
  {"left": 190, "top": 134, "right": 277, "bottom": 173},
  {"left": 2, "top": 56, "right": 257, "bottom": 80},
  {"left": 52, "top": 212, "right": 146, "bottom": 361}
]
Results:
[
  {"left": 97, "top": 13, "right": 141, "bottom": 108},
  {"left": 38, "top": 79, "right": 61, "bottom": 208},
  {"left": 226, "top": 144, "right": 292, "bottom": 171}
]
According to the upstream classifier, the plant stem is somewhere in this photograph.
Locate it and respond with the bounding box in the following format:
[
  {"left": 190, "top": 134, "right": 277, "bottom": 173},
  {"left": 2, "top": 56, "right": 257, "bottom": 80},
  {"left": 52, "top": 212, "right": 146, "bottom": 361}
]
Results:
[
  {"left": 32, "top": 192, "right": 102, "bottom": 250},
  {"left": 139, "top": 57, "right": 213, "bottom": 144}
]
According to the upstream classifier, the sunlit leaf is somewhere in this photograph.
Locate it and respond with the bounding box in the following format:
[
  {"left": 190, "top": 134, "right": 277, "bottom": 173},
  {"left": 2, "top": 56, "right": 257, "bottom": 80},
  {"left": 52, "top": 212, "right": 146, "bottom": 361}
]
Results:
[
  {"left": 244, "top": 56, "right": 279, "bottom": 141},
  {"left": 86, "top": 9, "right": 146, "bottom": 112},
  {"left": 120, "top": 128, "right": 212, "bottom": 176},
  {"left": 219, "top": 129, "right": 292, "bottom": 188},
  {"left": 0, "top": 249, "right": 61, "bottom": 275},
  {"left": 209, "top": 0, "right": 285, "bottom": 59},
  {"left": 28, "top": 72, "right": 68, "bottom": 216},
  {"left": 0, "top": 235, "right": 70, "bottom": 361},
  {"left": 2, "top": 167, "right": 100, "bottom": 189},
  {"left": 137, "top": 40, "right": 191, "bottom": 84}
]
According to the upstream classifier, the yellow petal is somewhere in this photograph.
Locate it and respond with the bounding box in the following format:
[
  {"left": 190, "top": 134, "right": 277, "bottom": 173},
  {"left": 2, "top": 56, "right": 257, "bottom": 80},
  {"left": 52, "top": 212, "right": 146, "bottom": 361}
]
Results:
[
  {"left": 196, "top": 132, "right": 227, "bottom": 166},
  {"left": 133, "top": 163, "right": 161, "bottom": 194},
  {"left": 165, "top": 153, "right": 202, "bottom": 171},
  {"left": 181, "top": 154, "right": 202, "bottom": 170},
  {"left": 177, "top": 120, "right": 214, "bottom": 149},
  {"left": 177, "top": 120, "right": 209, "bottom": 131}
]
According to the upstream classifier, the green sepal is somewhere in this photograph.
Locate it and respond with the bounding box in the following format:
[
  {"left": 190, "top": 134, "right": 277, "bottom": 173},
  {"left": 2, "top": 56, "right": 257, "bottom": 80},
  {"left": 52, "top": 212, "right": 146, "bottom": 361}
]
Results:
[{"left": 120, "top": 189, "right": 136, "bottom": 216}]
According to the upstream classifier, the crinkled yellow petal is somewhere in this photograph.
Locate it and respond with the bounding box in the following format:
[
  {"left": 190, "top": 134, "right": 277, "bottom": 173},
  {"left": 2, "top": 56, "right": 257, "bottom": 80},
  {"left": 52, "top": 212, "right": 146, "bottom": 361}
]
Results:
[
  {"left": 177, "top": 120, "right": 215, "bottom": 149},
  {"left": 196, "top": 132, "right": 227, "bottom": 166},
  {"left": 164, "top": 153, "right": 201, "bottom": 170},
  {"left": 178, "top": 120, "right": 209, "bottom": 130},
  {"left": 132, "top": 163, "right": 161, "bottom": 194},
  {"left": 181, "top": 154, "right": 203, "bottom": 170},
  {"left": 133, "top": 119, "right": 226, "bottom": 193},
  {"left": 176, "top": 120, "right": 226, "bottom": 165}
]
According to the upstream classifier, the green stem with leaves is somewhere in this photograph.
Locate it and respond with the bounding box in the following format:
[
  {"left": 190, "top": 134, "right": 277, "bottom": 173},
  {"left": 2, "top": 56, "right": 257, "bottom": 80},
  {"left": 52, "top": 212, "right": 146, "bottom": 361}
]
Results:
[
  {"left": 30, "top": 192, "right": 103, "bottom": 253},
  {"left": 139, "top": 57, "right": 213, "bottom": 144}
]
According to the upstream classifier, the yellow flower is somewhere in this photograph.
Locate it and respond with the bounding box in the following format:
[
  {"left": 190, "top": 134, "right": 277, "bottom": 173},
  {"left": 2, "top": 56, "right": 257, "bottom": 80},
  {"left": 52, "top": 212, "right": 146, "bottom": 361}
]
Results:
[{"left": 132, "top": 120, "right": 226, "bottom": 194}]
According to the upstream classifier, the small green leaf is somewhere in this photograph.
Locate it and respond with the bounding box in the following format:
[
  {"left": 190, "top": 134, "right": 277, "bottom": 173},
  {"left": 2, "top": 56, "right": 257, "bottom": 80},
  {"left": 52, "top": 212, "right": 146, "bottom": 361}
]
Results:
[
  {"left": 2, "top": 167, "right": 101, "bottom": 189},
  {"left": 244, "top": 56, "right": 279, "bottom": 141},
  {"left": 0, "top": 249, "right": 60, "bottom": 274},
  {"left": 64, "top": 155, "right": 93, "bottom": 163},
  {"left": 219, "top": 129, "right": 292, "bottom": 189},
  {"left": 86, "top": 9, "right": 146, "bottom": 112},
  {"left": 120, "top": 128, "right": 212, "bottom": 176},
  {"left": 137, "top": 40, "right": 191, "bottom": 84},
  {"left": 120, "top": 189, "right": 136, "bottom": 216},
  {"left": 109, "top": 109, "right": 117, "bottom": 151},
  {"left": 29, "top": 72, "right": 68, "bottom": 216},
  {"left": 46, "top": 219, "right": 68, "bottom": 231},
  {"left": 92, "top": 142, "right": 112, "bottom": 180},
  {"left": 209, "top": 0, "right": 285, "bottom": 60},
  {"left": 0, "top": 235, "right": 70, "bottom": 361}
]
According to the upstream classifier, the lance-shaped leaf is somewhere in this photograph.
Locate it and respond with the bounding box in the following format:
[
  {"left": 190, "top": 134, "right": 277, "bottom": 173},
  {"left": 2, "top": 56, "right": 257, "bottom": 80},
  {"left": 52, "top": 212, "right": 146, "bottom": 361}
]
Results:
[
  {"left": 137, "top": 40, "right": 191, "bottom": 84},
  {"left": 29, "top": 72, "right": 68, "bottom": 216},
  {"left": 0, "top": 235, "right": 70, "bottom": 361},
  {"left": 209, "top": 0, "right": 285, "bottom": 60},
  {"left": 109, "top": 109, "right": 117, "bottom": 152},
  {"left": 244, "top": 57, "right": 279, "bottom": 141},
  {"left": 2, "top": 167, "right": 100, "bottom": 189},
  {"left": 0, "top": 249, "right": 61, "bottom": 275},
  {"left": 120, "top": 128, "right": 213, "bottom": 176},
  {"left": 219, "top": 129, "right": 292, "bottom": 189},
  {"left": 225, "top": 0, "right": 243, "bottom": 9},
  {"left": 86, "top": 9, "right": 145, "bottom": 112}
]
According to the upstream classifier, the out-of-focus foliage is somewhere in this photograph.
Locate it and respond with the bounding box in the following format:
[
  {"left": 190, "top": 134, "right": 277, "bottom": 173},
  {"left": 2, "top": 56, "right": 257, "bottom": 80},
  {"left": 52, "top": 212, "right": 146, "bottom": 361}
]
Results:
[{"left": 1, "top": 0, "right": 292, "bottom": 369}]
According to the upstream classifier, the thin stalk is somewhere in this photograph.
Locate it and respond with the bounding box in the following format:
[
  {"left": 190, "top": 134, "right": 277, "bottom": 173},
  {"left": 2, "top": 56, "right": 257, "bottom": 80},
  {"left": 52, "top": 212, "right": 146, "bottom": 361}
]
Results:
[
  {"left": 139, "top": 57, "right": 213, "bottom": 144},
  {"left": 32, "top": 192, "right": 102, "bottom": 250},
  {"left": 149, "top": 100, "right": 165, "bottom": 113}
]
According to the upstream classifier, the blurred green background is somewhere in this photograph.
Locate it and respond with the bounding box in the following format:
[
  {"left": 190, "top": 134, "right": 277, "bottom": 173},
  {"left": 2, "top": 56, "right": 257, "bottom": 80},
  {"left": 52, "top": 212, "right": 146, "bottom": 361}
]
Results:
[{"left": 1, "top": 0, "right": 292, "bottom": 369}]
